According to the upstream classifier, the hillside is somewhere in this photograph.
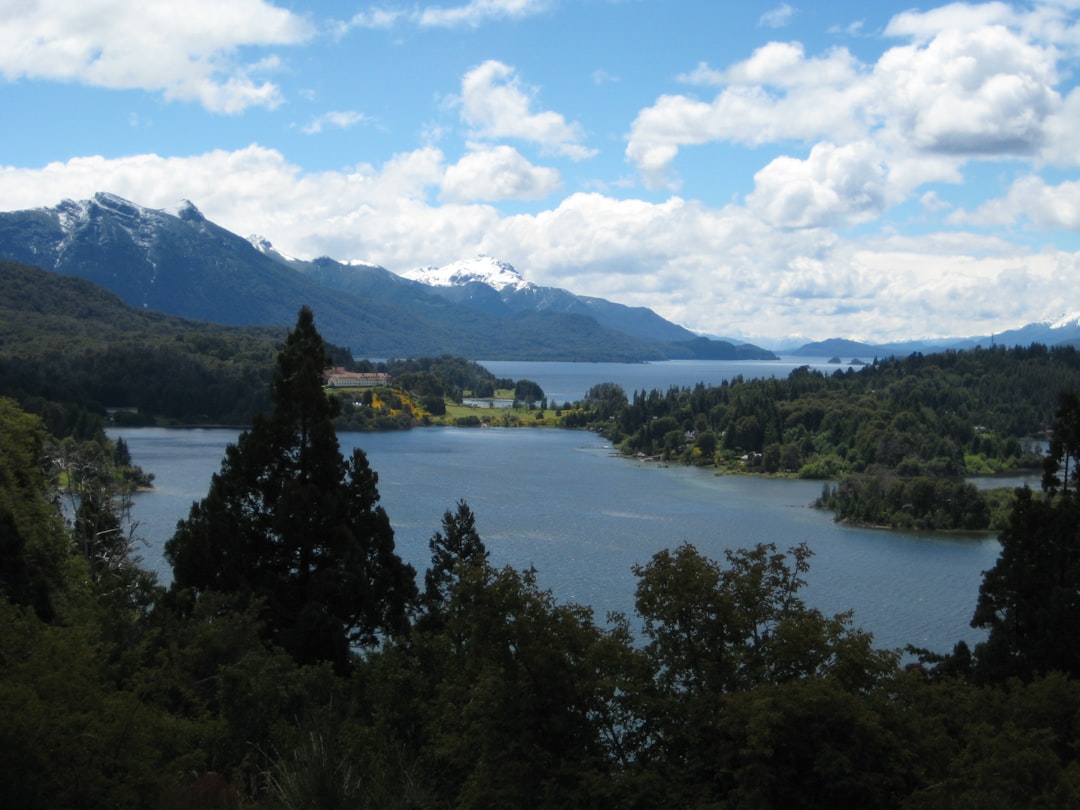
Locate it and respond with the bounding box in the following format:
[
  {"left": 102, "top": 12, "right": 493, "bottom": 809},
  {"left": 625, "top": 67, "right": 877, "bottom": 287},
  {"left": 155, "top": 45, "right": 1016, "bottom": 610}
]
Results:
[{"left": 0, "top": 259, "right": 286, "bottom": 431}]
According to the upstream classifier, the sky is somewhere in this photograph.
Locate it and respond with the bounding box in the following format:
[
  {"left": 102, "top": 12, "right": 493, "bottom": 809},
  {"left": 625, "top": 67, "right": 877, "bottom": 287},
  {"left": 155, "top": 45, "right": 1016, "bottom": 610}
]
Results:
[{"left": 2, "top": 0, "right": 1080, "bottom": 346}]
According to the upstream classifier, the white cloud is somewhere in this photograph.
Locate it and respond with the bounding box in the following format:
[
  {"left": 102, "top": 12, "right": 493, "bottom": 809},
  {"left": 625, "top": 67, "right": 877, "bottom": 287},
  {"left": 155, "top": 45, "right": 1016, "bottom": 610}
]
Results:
[
  {"left": 747, "top": 141, "right": 889, "bottom": 229},
  {"left": 418, "top": 0, "right": 552, "bottom": 28},
  {"left": 884, "top": 1, "right": 1017, "bottom": 40},
  {"left": 758, "top": 3, "right": 796, "bottom": 29},
  {"left": 345, "top": 8, "right": 407, "bottom": 29},
  {"left": 300, "top": 110, "right": 367, "bottom": 135},
  {"left": 952, "top": 175, "right": 1080, "bottom": 229},
  {"left": 629, "top": 45, "right": 868, "bottom": 189},
  {"left": 441, "top": 146, "right": 561, "bottom": 202},
  {"left": 2, "top": 143, "right": 1079, "bottom": 345},
  {"left": 630, "top": 6, "right": 1071, "bottom": 200},
  {"left": 872, "top": 24, "right": 1059, "bottom": 156},
  {"left": 0, "top": 0, "right": 313, "bottom": 113},
  {"left": 458, "top": 60, "right": 598, "bottom": 160}
]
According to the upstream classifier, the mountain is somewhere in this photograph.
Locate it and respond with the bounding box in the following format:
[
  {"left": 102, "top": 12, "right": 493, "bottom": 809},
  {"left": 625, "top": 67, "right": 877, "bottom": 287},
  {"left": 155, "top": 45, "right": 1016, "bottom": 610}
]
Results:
[
  {"left": 403, "top": 255, "right": 706, "bottom": 345},
  {"left": 786, "top": 338, "right": 883, "bottom": 359},
  {"left": 0, "top": 193, "right": 768, "bottom": 361},
  {"left": 786, "top": 315, "right": 1080, "bottom": 358}
]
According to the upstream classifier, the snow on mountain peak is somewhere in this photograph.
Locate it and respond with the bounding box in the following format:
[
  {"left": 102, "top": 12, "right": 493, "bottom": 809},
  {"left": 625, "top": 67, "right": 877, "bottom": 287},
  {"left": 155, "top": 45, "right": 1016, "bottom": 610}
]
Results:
[
  {"left": 403, "top": 255, "right": 534, "bottom": 292},
  {"left": 247, "top": 234, "right": 298, "bottom": 263},
  {"left": 1048, "top": 312, "right": 1080, "bottom": 330},
  {"left": 170, "top": 199, "right": 205, "bottom": 221}
]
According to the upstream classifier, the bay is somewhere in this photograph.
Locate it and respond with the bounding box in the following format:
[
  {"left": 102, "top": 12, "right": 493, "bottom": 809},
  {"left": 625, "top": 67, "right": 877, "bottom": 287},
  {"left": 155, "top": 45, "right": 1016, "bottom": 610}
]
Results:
[{"left": 116, "top": 422, "right": 1001, "bottom": 656}]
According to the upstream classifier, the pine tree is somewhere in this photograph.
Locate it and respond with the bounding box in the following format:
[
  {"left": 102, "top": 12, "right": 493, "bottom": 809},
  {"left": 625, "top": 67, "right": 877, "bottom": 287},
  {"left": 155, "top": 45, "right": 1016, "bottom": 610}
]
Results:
[
  {"left": 165, "top": 307, "right": 416, "bottom": 671},
  {"left": 974, "top": 391, "right": 1080, "bottom": 682},
  {"left": 419, "top": 499, "right": 488, "bottom": 628}
]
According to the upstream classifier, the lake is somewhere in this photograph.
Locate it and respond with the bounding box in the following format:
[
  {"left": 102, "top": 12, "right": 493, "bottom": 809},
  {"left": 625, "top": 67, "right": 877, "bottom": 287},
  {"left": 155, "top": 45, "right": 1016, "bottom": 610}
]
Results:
[
  {"left": 478, "top": 357, "right": 849, "bottom": 404},
  {"left": 117, "top": 418, "right": 1003, "bottom": 656}
]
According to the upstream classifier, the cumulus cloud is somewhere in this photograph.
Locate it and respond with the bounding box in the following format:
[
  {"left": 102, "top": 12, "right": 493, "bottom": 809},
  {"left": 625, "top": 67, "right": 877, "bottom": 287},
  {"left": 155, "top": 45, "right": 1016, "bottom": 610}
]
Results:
[
  {"left": 872, "top": 24, "right": 1059, "bottom": 155},
  {"left": 629, "top": 4, "right": 1071, "bottom": 195},
  {"left": 952, "top": 175, "right": 1080, "bottom": 229},
  {"left": 0, "top": 0, "right": 313, "bottom": 113},
  {"left": 441, "top": 146, "right": 561, "bottom": 202},
  {"left": 747, "top": 141, "right": 888, "bottom": 229},
  {"left": 458, "top": 60, "right": 598, "bottom": 160},
  {"left": 1, "top": 144, "right": 1077, "bottom": 343},
  {"left": 344, "top": 8, "right": 407, "bottom": 30}
]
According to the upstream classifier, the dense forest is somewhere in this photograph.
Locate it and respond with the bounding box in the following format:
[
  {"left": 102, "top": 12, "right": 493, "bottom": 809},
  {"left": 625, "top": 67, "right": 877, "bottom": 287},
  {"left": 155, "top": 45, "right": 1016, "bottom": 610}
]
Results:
[
  {"left": 3, "top": 307, "right": 1080, "bottom": 808},
  {"left": 571, "top": 345, "right": 1080, "bottom": 530}
]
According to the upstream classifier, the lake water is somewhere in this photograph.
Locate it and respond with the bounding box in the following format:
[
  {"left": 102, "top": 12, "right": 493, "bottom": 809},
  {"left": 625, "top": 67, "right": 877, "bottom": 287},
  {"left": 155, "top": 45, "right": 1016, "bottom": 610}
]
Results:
[
  {"left": 116, "top": 420, "right": 1003, "bottom": 656},
  {"left": 479, "top": 357, "right": 849, "bottom": 404}
]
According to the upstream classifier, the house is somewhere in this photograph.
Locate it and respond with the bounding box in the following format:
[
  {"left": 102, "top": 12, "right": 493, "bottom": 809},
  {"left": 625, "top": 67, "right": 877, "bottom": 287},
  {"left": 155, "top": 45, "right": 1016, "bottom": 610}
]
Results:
[{"left": 323, "top": 367, "right": 392, "bottom": 388}]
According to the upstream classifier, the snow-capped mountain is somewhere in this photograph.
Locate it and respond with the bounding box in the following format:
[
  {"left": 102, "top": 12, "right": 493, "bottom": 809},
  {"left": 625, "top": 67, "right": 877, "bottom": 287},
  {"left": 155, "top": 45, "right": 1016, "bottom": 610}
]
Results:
[
  {"left": 248, "top": 233, "right": 298, "bottom": 264},
  {"left": 399, "top": 254, "right": 726, "bottom": 348},
  {"left": 404, "top": 255, "right": 535, "bottom": 293},
  {"left": 1048, "top": 312, "right": 1080, "bottom": 330},
  {"left": 0, "top": 193, "right": 745, "bottom": 360}
]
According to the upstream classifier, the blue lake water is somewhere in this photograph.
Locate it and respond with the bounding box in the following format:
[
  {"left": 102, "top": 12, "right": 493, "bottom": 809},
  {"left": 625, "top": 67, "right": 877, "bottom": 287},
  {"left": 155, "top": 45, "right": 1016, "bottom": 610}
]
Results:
[
  {"left": 116, "top": 357, "right": 1011, "bottom": 656},
  {"left": 117, "top": 422, "right": 1002, "bottom": 656},
  {"left": 478, "top": 357, "right": 848, "bottom": 404}
]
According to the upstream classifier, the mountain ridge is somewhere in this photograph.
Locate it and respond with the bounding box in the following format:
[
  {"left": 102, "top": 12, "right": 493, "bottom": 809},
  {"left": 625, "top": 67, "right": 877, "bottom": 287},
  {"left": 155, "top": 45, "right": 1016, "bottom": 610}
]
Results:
[
  {"left": 0, "top": 193, "right": 776, "bottom": 361},
  {"left": 1, "top": 192, "right": 1073, "bottom": 358},
  {"left": 3, "top": 193, "right": 761, "bottom": 361}
]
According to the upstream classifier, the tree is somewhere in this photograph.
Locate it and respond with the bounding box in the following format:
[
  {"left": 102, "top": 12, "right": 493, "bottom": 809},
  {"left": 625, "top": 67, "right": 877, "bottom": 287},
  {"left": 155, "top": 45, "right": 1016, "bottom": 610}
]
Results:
[
  {"left": 514, "top": 379, "right": 544, "bottom": 410},
  {"left": 972, "top": 487, "right": 1080, "bottom": 682},
  {"left": 419, "top": 499, "right": 488, "bottom": 627},
  {"left": 624, "top": 543, "right": 898, "bottom": 805},
  {"left": 973, "top": 392, "right": 1080, "bottom": 682},
  {"left": 165, "top": 307, "right": 417, "bottom": 672},
  {"left": 0, "top": 398, "right": 71, "bottom": 621},
  {"left": 1043, "top": 391, "right": 1080, "bottom": 495}
]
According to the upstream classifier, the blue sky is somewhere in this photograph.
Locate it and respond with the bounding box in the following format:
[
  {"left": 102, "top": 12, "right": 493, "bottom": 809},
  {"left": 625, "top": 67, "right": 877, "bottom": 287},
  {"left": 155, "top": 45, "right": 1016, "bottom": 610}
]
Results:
[{"left": 2, "top": 0, "right": 1080, "bottom": 345}]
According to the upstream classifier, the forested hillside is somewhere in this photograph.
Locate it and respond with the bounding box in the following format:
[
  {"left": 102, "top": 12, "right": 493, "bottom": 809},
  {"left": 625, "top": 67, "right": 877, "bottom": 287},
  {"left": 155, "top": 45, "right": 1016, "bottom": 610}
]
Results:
[
  {"left": 569, "top": 345, "right": 1080, "bottom": 530},
  {"left": 0, "top": 260, "right": 290, "bottom": 433},
  {"left": 3, "top": 309, "right": 1080, "bottom": 808}
]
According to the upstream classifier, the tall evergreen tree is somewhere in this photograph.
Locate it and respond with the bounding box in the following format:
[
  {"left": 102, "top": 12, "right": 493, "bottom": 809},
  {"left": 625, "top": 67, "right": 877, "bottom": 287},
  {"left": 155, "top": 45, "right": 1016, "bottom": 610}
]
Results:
[
  {"left": 415, "top": 499, "right": 489, "bottom": 633},
  {"left": 165, "top": 307, "right": 416, "bottom": 672},
  {"left": 974, "top": 390, "right": 1080, "bottom": 682}
]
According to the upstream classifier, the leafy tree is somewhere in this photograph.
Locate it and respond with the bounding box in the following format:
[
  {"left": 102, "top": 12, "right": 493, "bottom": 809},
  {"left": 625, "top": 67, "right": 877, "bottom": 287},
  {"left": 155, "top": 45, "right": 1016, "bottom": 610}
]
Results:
[
  {"left": 625, "top": 543, "right": 898, "bottom": 804},
  {"left": 166, "top": 307, "right": 417, "bottom": 672},
  {"left": 0, "top": 398, "right": 71, "bottom": 621},
  {"left": 514, "top": 378, "right": 545, "bottom": 409}
]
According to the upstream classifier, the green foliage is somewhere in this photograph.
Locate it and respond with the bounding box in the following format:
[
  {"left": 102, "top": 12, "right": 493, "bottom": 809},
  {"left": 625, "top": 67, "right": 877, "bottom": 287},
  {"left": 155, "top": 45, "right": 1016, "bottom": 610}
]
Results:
[
  {"left": 513, "top": 378, "right": 545, "bottom": 407},
  {"left": 969, "top": 392, "right": 1080, "bottom": 683},
  {"left": 384, "top": 355, "right": 504, "bottom": 403},
  {"left": 574, "top": 347, "right": 1078, "bottom": 529},
  {"left": 6, "top": 367, "right": 1080, "bottom": 806},
  {"left": 583, "top": 347, "right": 1077, "bottom": 478},
  {"left": 419, "top": 500, "right": 488, "bottom": 628},
  {"left": 818, "top": 469, "right": 991, "bottom": 530},
  {"left": 0, "top": 398, "right": 71, "bottom": 620},
  {"left": 166, "top": 308, "right": 417, "bottom": 672},
  {"left": 0, "top": 260, "right": 284, "bottom": 428}
]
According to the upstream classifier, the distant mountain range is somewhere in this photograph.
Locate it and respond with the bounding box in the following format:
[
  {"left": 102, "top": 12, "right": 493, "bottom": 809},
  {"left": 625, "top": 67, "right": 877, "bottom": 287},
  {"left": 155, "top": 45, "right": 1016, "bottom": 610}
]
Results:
[
  {"left": 782, "top": 316, "right": 1080, "bottom": 358},
  {"left": 0, "top": 192, "right": 1076, "bottom": 361},
  {"left": 0, "top": 193, "right": 773, "bottom": 362}
]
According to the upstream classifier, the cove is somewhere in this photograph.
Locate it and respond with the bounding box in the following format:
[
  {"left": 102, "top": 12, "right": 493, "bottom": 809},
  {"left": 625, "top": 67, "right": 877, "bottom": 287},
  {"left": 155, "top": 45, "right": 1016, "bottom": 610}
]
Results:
[{"left": 117, "top": 424, "right": 1002, "bottom": 655}]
